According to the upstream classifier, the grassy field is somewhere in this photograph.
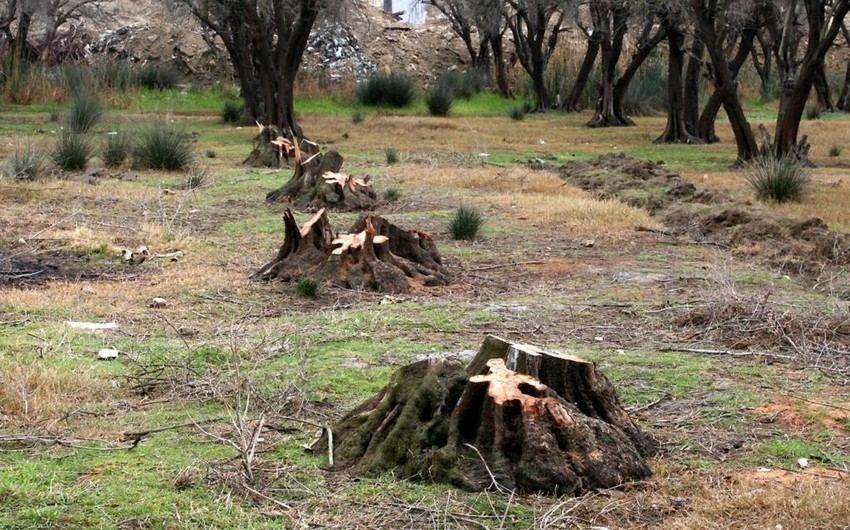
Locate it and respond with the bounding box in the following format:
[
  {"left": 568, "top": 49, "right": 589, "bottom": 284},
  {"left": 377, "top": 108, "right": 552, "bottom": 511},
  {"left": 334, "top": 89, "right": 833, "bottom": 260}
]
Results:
[{"left": 1, "top": 88, "right": 849, "bottom": 529}]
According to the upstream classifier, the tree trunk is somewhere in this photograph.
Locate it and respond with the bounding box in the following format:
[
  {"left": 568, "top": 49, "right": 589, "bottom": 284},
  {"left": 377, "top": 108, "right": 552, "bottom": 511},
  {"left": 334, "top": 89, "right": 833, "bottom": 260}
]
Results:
[
  {"left": 813, "top": 64, "right": 834, "bottom": 112},
  {"left": 318, "top": 336, "right": 655, "bottom": 494},
  {"left": 588, "top": 6, "right": 629, "bottom": 127},
  {"left": 656, "top": 27, "right": 701, "bottom": 144},
  {"left": 683, "top": 38, "right": 705, "bottom": 135},
  {"left": 252, "top": 209, "right": 449, "bottom": 293},
  {"left": 697, "top": 29, "right": 757, "bottom": 143},
  {"left": 692, "top": 0, "right": 758, "bottom": 162},
  {"left": 612, "top": 22, "right": 666, "bottom": 127},
  {"left": 563, "top": 33, "right": 600, "bottom": 112},
  {"left": 490, "top": 34, "right": 512, "bottom": 98},
  {"left": 838, "top": 58, "right": 850, "bottom": 111}
]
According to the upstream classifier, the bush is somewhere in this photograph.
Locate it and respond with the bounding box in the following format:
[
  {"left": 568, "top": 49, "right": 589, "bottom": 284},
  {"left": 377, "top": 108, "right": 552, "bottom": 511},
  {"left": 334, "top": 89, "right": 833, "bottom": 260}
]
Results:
[
  {"left": 356, "top": 73, "right": 415, "bottom": 107},
  {"left": 383, "top": 188, "right": 401, "bottom": 202},
  {"left": 52, "top": 132, "right": 92, "bottom": 171},
  {"left": 746, "top": 155, "right": 809, "bottom": 203},
  {"left": 436, "top": 70, "right": 484, "bottom": 99},
  {"left": 449, "top": 206, "right": 483, "bottom": 240},
  {"left": 205, "top": 149, "right": 217, "bottom": 159},
  {"left": 66, "top": 93, "right": 102, "bottom": 134},
  {"left": 296, "top": 278, "right": 318, "bottom": 298},
  {"left": 508, "top": 106, "right": 526, "bottom": 121},
  {"left": 2, "top": 145, "right": 44, "bottom": 179},
  {"left": 426, "top": 87, "right": 453, "bottom": 116},
  {"left": 351, "top": 110, "right": 365, "bottom": 124},
  {"left": 101, "top": 132, "right": 131, "bottom": 168},
  {"left": 132, "top": 124, "right": 194, "bottom": 171},
  {"left": 384, "top": 148, "right": 399, "bottom": 165},
  {"left": 137, "top": 63, "right": 179, "bottom": 90},
  {"left": 221, "top": 100, "right": 244, "bottom": 124},
  {"left": 829, "top": 145, "right": 842, "bottom": 157},
  {"left": 805, "top": 104, "right": 822, "bottom": 120}
]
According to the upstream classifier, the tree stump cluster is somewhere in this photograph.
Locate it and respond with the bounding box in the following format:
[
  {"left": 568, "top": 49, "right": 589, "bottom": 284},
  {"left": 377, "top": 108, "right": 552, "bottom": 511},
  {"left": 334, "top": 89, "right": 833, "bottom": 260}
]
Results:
[
  {"left": 252, "top": 209, "right": 449, "bottom": 293},
  {"left": 317, "top": 336, "right": 655, "bottom": 495}
]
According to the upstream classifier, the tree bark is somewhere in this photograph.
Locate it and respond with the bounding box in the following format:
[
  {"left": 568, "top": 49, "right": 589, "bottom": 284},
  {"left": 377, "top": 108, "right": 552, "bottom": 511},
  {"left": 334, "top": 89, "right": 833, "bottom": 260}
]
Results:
[
  {"left": 813, "top": 63, "right": 834, "bottom": 111},
  {"left": 318, "top": 336, "right": 655, "bottom": 494}
]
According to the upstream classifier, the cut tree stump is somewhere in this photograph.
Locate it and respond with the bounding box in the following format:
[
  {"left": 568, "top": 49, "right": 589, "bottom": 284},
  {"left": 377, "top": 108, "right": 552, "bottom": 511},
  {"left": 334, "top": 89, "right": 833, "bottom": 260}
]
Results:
[
  {"left": 316, "top": 336, "right": 655, "bottom": 495},
  {"left": 264, "top": 146, "right": 378, "bottom": 211},
  {"left": 251, "top": 208, "right": 449, "bottom": 293}
]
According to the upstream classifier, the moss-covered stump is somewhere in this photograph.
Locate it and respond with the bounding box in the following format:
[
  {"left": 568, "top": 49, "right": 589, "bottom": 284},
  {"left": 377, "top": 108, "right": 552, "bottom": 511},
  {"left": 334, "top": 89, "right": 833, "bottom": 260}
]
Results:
[
  {"left": 251, "top": 209, "right": 449, "bottom": 293},
  {"left": 317, "top": 336, "right": 655, "bottom": 495},
  {"left": 265, "top": 148, "right": 378, "bottom": 211}
]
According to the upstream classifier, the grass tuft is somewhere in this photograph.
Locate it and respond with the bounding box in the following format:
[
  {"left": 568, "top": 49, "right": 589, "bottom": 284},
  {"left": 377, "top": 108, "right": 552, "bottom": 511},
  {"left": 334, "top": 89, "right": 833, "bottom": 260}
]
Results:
[
  {"left": 384, "top": 148, "right": 399, "bottom": 165},
  {"left": 426, "top": 87, "right": 454, "bottom": 116},
  {"left": 2, "top": 144, "right": 45, "bottom": 180},
  {"left": 356, "top": 73, "right": 415, "bottom": 108},
  {"left": 66, "top": 93, "right": 103, "bottom": 134},
  {"left": 351, "top": 109, "right": 365, "bottom": 124},
  {"left": 296, "top": 278, "right": 318, "bottom": 298},
  {"left": 449, "top": 206, "right": 483, "bottom": 240},
  {"left": 746, "top": 155, "right": 809, "bottom": 203},
  {"left": 221, "top": 100, "right": 244, "bottom": 124},
  {"left": 829, "top": 145, "right": 842, "bottom": 157},
  {"left": 52, "top": 132, "right": 92, "bottom": 171},
  {"left": 101, "top": 132, "right": 131, "bottom": 168},
  {"left": 132, "top": 124, "right": 194, "bottom": 171},
  {"left": 383, "top": 188, "right": 401, "bottom": 202},
  {"left": 508, "top": 106, "right": 526, "bottom": 121},
  {"left": 805, "top": 104, "right": 822, "bottom": 121}
]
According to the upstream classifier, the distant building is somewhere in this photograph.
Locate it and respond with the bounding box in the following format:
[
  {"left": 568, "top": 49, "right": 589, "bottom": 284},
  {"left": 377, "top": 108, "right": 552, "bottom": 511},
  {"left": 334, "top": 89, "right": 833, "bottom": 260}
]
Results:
[{"left": 372, "top": 0, "right": 426, "bottom": 25}]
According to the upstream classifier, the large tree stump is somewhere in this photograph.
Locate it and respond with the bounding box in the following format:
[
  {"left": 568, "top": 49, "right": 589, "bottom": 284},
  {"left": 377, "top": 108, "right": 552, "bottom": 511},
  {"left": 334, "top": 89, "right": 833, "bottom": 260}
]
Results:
[
  {"left": 318, "top": 336, "right": 655, "bottom": 495},
  {"left": 251, "top": 209, "right": 449, "bottom": 293}
]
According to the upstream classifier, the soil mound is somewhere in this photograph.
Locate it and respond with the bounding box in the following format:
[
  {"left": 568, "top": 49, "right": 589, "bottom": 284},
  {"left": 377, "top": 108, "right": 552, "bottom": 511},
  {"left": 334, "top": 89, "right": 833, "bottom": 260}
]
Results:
[{"left": 558, "top": 154, "right": 850, "bottom": 278}]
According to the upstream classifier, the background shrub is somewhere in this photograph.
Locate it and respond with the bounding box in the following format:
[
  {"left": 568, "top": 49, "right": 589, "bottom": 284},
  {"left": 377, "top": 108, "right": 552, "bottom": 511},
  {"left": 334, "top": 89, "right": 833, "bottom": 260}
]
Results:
[
  {"left": 2, "top": 145, "right": 44, "bottom": 179},
  {"left": 426, "top": 87, "right": 453, "bottom": 116},
  {"left": 351, "top": 110, "right": 365, "bottom": 124},
  {"left": 101, "top": 132, "right": 131, "bottom": 168},
  {"left": 52, "top": 132, "right": 92, "bottom": 171},
  {"left": 356, "top": 73, "right": 415, "bottom": 107},
  {"left": 805, "top": 104, "right": 822, "bottom": 120},
  {"left": 137, "top": 63, "right": 179, "bottom": 91},
  {"left": 436, "top": 70, "right": 484, "bottom": 99},
  {"left": 746, "top": 155, "right": 809, "bottom": 203},
  {"left": 132, "top": 124, "right": 193, "bottom": 171},
  {"left": 449, "top": 206, "right": 483, "bottom": 240},
  {"left": 509, "top": 106, "right": 526, "bottom": 121},
  {"left": 66, "top": 93, "right": 102, "bottom": 134},
  {"left": 221, "top": 100, "right": 244, "bottom": 124},
  {"left": 383, "top": 188, "right": 401, "bottom": 202}
]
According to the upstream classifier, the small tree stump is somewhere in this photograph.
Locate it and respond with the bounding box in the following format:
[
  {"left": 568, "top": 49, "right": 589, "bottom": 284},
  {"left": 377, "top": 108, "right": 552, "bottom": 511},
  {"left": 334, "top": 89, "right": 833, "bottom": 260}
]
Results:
[
  {"left": 318, "top": 336, "right": 655, "bottom": 495},
  {"left": 265, "top": 147, "right": 378, "bottom": 210},
  {"left": 251, "top": 209, "right": 449, "bottom": 293}
]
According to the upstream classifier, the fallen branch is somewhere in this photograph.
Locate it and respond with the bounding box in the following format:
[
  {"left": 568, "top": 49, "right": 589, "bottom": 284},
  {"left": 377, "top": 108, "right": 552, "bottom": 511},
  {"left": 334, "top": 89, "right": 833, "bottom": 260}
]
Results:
[{"left": 659, "top": 346, "right": 795, "bottom": 360}]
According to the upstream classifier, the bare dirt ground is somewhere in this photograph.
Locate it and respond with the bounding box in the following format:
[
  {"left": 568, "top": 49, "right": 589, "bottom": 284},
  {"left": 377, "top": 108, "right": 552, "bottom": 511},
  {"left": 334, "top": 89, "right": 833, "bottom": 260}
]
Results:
[{"left": 1, "top": 109, "right": 849, "bottom": 528}]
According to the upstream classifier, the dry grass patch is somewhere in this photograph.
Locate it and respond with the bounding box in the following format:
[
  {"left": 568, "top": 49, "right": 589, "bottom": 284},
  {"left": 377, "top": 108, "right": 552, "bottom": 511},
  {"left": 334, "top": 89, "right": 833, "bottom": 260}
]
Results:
[
  {"left": 662, "top": 467, "right": 850, "bottom": 529},
  {"left": 0, "top": 361, "right": 112, "bottom": 428},
  {"left": 395, "top": 163, "right": 658, "bottom": 236}
]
